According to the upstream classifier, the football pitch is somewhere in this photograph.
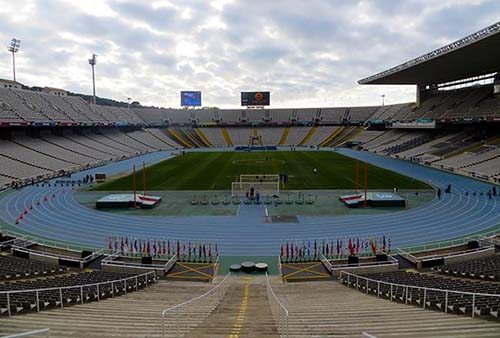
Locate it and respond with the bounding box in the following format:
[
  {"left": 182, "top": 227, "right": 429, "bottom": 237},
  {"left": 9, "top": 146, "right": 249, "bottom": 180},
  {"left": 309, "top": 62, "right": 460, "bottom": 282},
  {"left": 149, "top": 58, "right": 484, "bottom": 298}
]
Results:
[{"left": 92, "top": 151, "right": 431, "bottom": 191}]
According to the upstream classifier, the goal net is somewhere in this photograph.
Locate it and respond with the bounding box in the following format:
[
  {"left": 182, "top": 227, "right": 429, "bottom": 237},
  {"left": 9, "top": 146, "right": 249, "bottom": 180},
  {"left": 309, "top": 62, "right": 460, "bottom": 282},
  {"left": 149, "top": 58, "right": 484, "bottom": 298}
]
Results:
[{"left": 231, "top": 174, "right": 280, "bottom": 197}]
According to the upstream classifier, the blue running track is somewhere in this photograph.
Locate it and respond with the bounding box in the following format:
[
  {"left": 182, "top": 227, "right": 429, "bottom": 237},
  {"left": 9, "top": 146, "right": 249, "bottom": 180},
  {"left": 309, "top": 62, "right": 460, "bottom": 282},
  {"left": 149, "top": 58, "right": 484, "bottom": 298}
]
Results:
[{"left": 0, "top": 148, "right": 499, "bottom": 256}]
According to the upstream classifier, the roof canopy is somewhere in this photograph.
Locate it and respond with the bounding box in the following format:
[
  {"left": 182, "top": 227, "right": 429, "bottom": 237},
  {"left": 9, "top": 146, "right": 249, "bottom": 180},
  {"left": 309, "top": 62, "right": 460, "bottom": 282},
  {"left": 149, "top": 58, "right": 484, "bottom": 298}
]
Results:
[{"left": 359, "top": 22, "right": 500, "bottom": 86}]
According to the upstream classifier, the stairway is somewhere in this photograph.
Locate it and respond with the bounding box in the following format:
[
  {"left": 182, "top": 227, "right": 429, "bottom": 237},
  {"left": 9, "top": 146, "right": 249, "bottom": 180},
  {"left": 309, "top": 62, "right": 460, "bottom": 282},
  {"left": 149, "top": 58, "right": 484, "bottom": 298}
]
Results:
[
  {"left": 298, "top": 126, "right": 317, "bottom": 146},
  {"left": 319, "top": 126, "right": 344, "bottom": 147},
  {"left": 194, "top": 128, "right": 212, "bottom": 147},
  {"left": 0, "top": 281, "right": 213, "bottom": 338},
  {"left": 274, "top": 281, "right": 500, "bottom": 337},
  {"left": 278, "top": 127, "right": 290, "bottom": 146},
  {"left": 189, "top": 277, "right": 279, "bottom": 337},
  {"left": 221, "top": 127, "right": 233, "bottom": 146},
  {"left": 166, "top": 128, "right": 193, "bottom": 148}
]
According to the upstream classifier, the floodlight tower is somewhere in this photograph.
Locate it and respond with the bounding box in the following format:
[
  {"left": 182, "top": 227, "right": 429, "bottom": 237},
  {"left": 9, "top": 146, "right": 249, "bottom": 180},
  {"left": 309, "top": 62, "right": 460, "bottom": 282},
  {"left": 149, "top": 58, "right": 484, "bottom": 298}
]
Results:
[
  {"left": 381, "top": 94, "right": 386, "bottom": 106},
  {"left": 88, "top": 53, "right": 97, "bottom": 104},
  {"left": 8, "top": 38, "right": 21, "bottom": 82}
]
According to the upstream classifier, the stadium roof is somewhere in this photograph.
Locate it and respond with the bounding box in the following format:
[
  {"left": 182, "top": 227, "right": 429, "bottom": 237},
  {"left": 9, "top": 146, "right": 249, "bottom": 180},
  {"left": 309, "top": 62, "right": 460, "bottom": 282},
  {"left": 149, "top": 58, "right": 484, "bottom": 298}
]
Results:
[{"left": 359, "top": 22, "right": 500, "bottom": 86}]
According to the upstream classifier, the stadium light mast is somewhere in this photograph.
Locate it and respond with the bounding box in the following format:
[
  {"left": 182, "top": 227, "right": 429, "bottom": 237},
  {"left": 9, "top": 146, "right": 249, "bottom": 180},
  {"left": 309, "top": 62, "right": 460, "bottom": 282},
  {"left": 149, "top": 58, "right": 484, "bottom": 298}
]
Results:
[
  {"left": 88, "top": 53, "right": 97, "bottom": 104},
  {"left": 127, "top": 97, "right": 131, "bottom": 109},
  {"left": 8, "top": 38, "right": 21, "bottom": 82},
  {"left": 381, "top": 94, "right": 386, "bottom": 106}
]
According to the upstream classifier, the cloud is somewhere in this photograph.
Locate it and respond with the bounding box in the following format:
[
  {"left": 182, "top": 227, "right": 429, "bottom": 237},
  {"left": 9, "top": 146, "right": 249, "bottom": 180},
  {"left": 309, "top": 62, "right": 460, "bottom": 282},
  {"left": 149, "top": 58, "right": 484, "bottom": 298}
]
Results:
[{"left": 0, "top": 0, "right": 498, "bottom": 108}]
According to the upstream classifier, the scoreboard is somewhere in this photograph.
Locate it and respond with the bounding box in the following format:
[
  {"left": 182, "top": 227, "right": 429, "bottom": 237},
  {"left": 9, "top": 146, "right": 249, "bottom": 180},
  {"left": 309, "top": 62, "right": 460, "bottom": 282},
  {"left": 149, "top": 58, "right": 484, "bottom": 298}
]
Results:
[
  {"left": 241, "top": 91, "right": 270, "bottom": 106},
  {"left": 181, "top": 91, "right": 202, "bottom": 106}
]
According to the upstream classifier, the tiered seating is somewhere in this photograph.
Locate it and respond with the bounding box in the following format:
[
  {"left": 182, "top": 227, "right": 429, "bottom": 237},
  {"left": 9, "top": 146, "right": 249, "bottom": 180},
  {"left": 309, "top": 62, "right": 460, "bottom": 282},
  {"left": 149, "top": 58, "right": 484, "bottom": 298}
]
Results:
[
  {"left": 0, "top": 99, "right": 22, "bottom": 123},
  {"left": 102, "top": 129, "right": 153, "bottom": 152},
  {"left": 0, "top": 139, "right": 72, "bottom": 171},
  {"left": 257, "top": 127, "right": 284, "bottom": 145},
  {"left": 199, "top": 128, "right": 226, "bottom": 146},
  {"left": 347, "top": 106, "right": 379, "bottom": 122},
  {"left": 0, "top": 281, "right": 213, "bottom": 337},
  {"left": 320, "top": 107, "right": 344, "bottom": 123},
  {"left": 275, "top": 281, "right": 500, "bottom": 337},
  {"left": 64, "top": 96, "right": 108, "bottom": 123},
  {"left": 145, "top": 128, "right": 183, "bottom": 148},
  {"left": 0, "top": 270, "right": 155, "bottom": 316},
  {"left": 369, "top": 103, "right": 414, "bottom": 121},
  {"left": 0, "top": 88, "right": 46, "bottom": 122},
  {"left": 344, "top": 271, "right": 500, "bottom": 318},
  {"left": 0, "top": 154, "right": 51, "bottom": 181},
  {"left": 395, "top": 133, "right": 461, "bottom": 160},
  {"left": 82, "top": 131, "right": 138, "bottom": 156},
  {"left": 435, "top": 255, "right": 500, "bottom": 281},
  {"left": 15, "top": 91, "right": 70, "bottom": 122},
  {"left": 125, "top": 129, "right": 172, "bottom": 150},
  {"left": 303, "top": 126, "right": 338, "bottom": 146},
  {"left": 0, "top": 255, "right": 68, "bottom": 280},
  {"left": 132, "top": 107, "right": 167, "bottom": 125},
  {"left": 226, "top": 127, "right": 253, "bottom": 145},
  {"left": 462, "top": 157, "right": 500, "bottom": 178},
  {"left": 437, "top": 146, "right": 500, "bottom": 171},
  {"left": 282, "top": 126, "right": 311, "bottom": 146},
  {"left": 349, "top": 129, "right": 385, "bottom": 143},
  {"left": 47, "top": 95, "right": 92, "bottom": 123},
  {"left": 382, "top": 133, "right": 429, "bottom": 155}
]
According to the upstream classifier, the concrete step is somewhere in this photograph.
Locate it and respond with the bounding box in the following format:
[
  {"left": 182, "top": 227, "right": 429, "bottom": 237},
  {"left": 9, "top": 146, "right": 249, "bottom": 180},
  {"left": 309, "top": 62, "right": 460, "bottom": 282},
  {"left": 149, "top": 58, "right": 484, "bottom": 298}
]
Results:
[{"left": 188, "top": 278, "right": 279, "bottom": 337}]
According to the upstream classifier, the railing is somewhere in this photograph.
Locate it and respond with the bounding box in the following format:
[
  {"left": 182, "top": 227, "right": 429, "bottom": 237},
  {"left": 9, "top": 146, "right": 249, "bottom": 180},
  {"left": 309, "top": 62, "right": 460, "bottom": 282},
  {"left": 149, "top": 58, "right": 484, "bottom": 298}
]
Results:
[
  {"left": 397, "top": 245, "right": 493, "bottom": 264},
  {"left": 161, "top": 272, "right": 231, "bottom": 337},
  {"left": 400, "top": 230, "right": 500, "bottom": 253},
  {"left": 265, "top": 272, "right": 289, "bottom": 337},
  {"left": 320, "top": 254, "right": 332, "bottom": 272},
  {"left": 11, "top": 245, "right": 105, "bottom": 266},
  {"left": 3, "top": 228, "right": 101, "bottom": 253},
  {"left": 339, "top": 271, "right": 500, "bottom": 318},
  {"left": 101, "top": 252, "right": 177, "bottom": 272},
  {"left": 2, "top": 328, "right": 50, "bottom": 338},
  {"left": 0, "top": 271, "right": 156, "bottom": 317}
]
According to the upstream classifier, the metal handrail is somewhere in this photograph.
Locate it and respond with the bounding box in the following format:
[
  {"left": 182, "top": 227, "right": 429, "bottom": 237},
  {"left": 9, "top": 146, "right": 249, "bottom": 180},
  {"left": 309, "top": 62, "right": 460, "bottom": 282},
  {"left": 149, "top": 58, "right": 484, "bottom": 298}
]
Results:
[
  {"left": 4, "top": 229, "right": 101, "bottom": 252},
  {"left": 0, "top": 271, "right": 156, "bottom": 317},
  {"left": 400, "top": 230, "right": 500, "bottom": 253},
  {"left": 11, "top": 245, "right": 105, "bottom": 263},
  {"left": 340, "top": 271, "right": 500, "bottom": 318},
  {"left": 161, "top": 272, "right": 231, "bottom": 337},
  {"left": 265, "top": 272, "right": 289, "bottom": 337},
  {"left": 2, "top": 328, "right": 50, "bottom": 338}
]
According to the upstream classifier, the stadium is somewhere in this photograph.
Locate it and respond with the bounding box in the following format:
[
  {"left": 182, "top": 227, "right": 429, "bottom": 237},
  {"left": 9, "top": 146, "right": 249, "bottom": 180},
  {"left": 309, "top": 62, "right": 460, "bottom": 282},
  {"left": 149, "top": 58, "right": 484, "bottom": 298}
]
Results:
[{"left": 0, "top": 4, "right": 500, "bottom": 338}]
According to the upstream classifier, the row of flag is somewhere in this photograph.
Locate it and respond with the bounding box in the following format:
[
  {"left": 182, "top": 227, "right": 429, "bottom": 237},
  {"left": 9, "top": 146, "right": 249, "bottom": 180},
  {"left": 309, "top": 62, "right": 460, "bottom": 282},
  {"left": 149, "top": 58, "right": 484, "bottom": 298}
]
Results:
[
  {"left": 108, "top": 236, "right": 219, "bottom": 260},
  {"left": 280, "top": 236, "right": 391, "bottom": 262}
]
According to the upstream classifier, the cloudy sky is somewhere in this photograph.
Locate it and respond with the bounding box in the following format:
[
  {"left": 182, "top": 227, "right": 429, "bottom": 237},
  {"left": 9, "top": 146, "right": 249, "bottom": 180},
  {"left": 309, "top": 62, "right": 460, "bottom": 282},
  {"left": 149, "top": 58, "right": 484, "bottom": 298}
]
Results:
[{"left": 0, "top": 0, "right": 499, "bottom": 108}]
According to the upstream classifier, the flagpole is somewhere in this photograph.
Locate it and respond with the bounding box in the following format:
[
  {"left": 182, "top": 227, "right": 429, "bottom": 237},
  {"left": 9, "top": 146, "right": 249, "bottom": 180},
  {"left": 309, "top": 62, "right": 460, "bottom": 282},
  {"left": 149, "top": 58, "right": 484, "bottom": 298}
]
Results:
[
  {"left": 133, "top": 164, "right": 137, "bottom": 208},
  {"left": 363, "top": 162, "right": 368, "bottom": 207},
  {"left": 355, "top": 160, "right": 359, "bottom": 193},
  {"left": 143, "top": 161, "right": 146, "bottom": 196}
]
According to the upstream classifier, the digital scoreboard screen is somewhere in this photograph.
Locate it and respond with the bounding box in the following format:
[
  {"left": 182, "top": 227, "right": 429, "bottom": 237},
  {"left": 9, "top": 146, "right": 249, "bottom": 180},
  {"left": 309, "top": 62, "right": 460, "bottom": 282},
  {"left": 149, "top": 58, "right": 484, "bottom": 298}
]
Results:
[
  {"left": 241, "top": 91, "right": 270, "bottom": 106},
  {"left": 181, "top": 91, "right": 202, "bottom": 106}
]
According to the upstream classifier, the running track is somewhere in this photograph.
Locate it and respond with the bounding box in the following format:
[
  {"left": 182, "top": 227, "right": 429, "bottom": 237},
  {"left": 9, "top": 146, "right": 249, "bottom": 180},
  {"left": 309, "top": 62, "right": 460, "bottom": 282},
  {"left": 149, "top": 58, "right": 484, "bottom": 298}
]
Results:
[{"left": 0, "top": 148, "right": 499, "bottom": 256}]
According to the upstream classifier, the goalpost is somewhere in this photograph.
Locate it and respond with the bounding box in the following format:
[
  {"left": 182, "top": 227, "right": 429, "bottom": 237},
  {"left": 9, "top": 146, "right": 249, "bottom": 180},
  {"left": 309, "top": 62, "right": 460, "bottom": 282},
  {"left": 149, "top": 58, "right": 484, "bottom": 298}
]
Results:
[{"left": 231, "top": 174, "right": 280, "bottom": 197}]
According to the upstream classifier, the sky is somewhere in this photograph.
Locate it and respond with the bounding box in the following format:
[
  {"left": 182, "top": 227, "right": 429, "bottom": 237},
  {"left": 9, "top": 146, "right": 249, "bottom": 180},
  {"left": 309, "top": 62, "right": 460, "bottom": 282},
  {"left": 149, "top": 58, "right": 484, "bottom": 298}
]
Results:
[{"left": 0, "top": 0, "right": 499, "bottom": 108}]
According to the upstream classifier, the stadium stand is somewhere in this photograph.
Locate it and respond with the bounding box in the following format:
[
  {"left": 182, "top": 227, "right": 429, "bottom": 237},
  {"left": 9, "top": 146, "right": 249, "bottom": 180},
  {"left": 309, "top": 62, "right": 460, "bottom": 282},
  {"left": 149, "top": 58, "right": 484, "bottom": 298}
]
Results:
[
  {"left": 226, "top": 127, "right": 254, "bottom": 146},
  {"left": 0, "top": 255, "right": 68, "bottom": 280},
  {"left": 342, "top": 270, "right": 500, "bottom": 318},
  {"left": 0, "top": 269, "right": 155, "bottom": 316},
  {"left": 435, "top": 254, "right": 500, "bottom": 281},
  {"left": 257, "top": 127, "right": 284, "bottom": 145},
  {"left": 199, "top": 127, "right": 228, "bottom": 146}
]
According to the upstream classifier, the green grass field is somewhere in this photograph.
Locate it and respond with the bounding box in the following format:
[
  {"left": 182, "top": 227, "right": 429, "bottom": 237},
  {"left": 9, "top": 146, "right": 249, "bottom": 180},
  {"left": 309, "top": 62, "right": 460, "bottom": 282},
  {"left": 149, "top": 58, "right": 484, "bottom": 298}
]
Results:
[{"left": 92, "top": 151, "right": 430, "bottom": 191}]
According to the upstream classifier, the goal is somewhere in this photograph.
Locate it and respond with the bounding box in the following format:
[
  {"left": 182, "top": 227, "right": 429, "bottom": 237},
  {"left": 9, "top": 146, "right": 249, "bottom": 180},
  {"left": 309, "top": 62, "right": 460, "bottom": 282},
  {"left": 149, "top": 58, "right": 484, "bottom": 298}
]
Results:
[{"left": 231, "top": 174, "right": 280, "bottom": 197}]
